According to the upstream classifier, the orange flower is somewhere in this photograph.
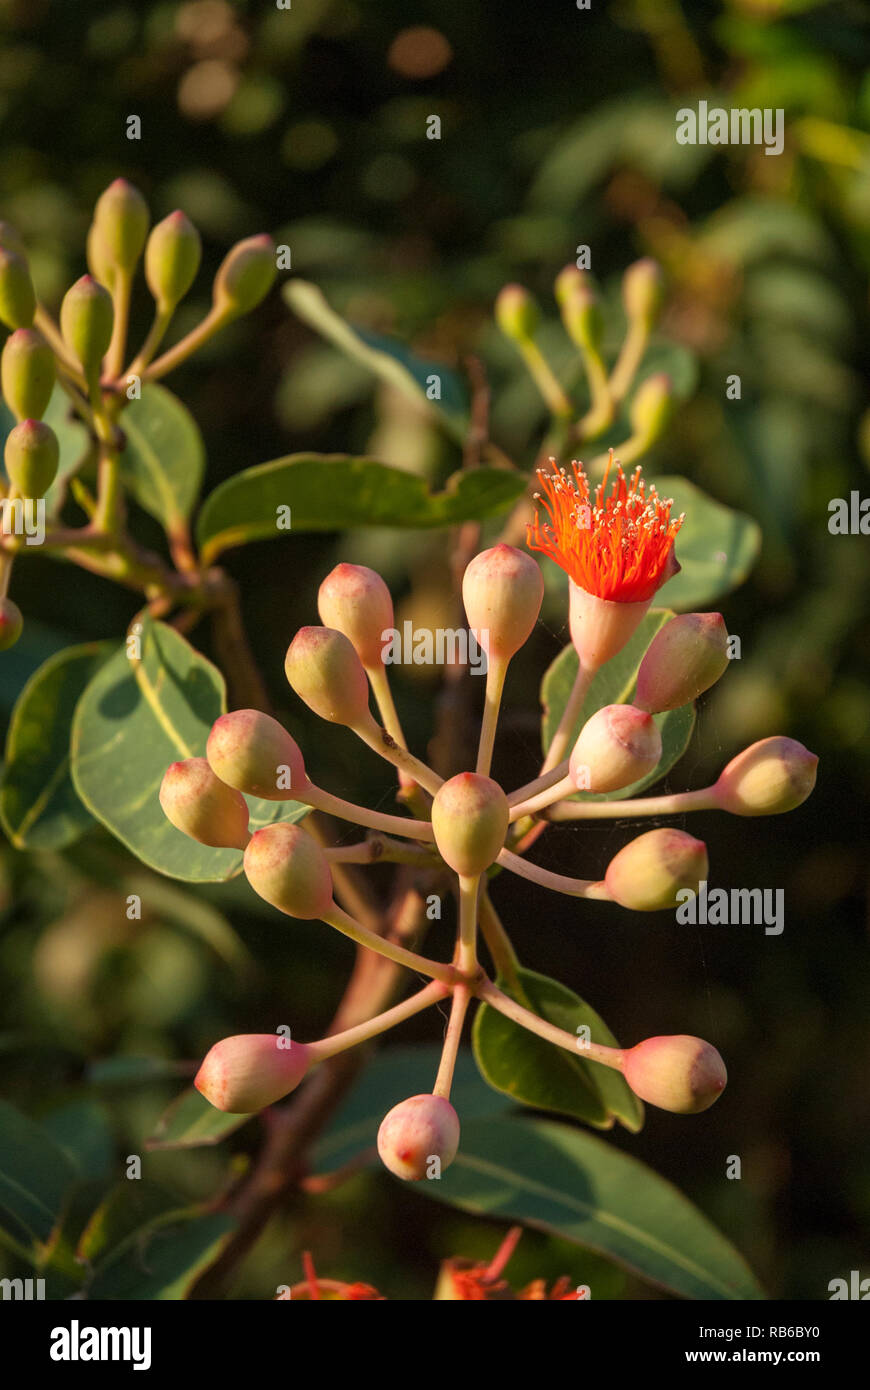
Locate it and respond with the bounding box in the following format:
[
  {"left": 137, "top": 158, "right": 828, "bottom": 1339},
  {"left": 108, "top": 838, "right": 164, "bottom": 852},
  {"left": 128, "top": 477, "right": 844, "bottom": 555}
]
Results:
[{"left": 527, "top": 456, "right": 683, "bottom": 604}]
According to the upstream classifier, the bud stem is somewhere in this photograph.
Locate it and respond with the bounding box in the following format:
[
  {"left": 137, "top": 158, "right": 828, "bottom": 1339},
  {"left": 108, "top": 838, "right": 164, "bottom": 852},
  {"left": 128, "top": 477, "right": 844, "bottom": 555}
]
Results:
[
  {"left": 144, "top": 305, "right": 231, "bottom": 382},
  {"left": 433, "top": 983, "right": 471, "bottom": 1100},
  {"left": 496, "top": 846, "right": 612, "bottom": 900},
  {"left": 509, "top": 772, "right": 575, "bottom": 821},
  {"left": 545, "top": 786, "right": 717, "bottom": 821},
  {"left": 33, "top": 307, "right": 85, "bottom": 384},
  {"left": 352, "top": 709, "right": 443, "bottom": 795},
  {"left": 364, "top": 661, "right": 414, "bottom": 793},
  {"left": 303, "top": 782, "right": 434, "bottom": 841},
  {"left": 540, "top": 664, "right": 596, "bottom": 773},
  {"left": 323, "top": 900, "right": 457, "bottom": 985},
  {"left": 519, "top": 340, "right": 573, "bottom": 420},
  {"left": 478, "top": 978, "right": 623, "bottom": 1070},
  {"left": 457, "top": 874, "right": 481, "bottom": 974},
  {"left": 507, "top": 759, "right": 569, "bottom": 807},
  {"left": 324, "top": 835, "right": 438, "bottom": 866},
  {"left": 476, "top": 653, "right": 507, "bottom": 776},
  {"left": 478, "top": 890, "right": 522, "bottom": 993},
  {"left": 106, "top": 268, "right": 132, "bottom": 378},
  {"left": 609, "top": 318, "right": 649, "bottom": 404},
  {"left": 127, "top": 303, "right": 174, "bottom": 379},
  {"left": 308, "top": 980, "right": 449, "bottom": 1063}
]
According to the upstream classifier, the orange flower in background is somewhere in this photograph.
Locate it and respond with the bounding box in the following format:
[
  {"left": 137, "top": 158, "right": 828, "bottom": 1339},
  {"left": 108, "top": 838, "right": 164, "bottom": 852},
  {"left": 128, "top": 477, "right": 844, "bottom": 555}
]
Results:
[{"left": 527, "top": 456, "right": 683, "bottom": 603}]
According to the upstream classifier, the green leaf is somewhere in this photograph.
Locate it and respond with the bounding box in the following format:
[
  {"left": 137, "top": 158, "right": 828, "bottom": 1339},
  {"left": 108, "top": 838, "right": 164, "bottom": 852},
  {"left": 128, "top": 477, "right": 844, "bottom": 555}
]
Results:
[
  {"left": 419, "top": 1114, "right": 765, "bottom": 1301},
  {"left": 146, "top": 1086, "right": 254, "bottom": 1151},
  {"left": 0, "top": 641, "right": 115, "bottom": 850},
  {"left": 76, "top": 1182, "right": 181, "bottom": 1265},
  {"left": 42, "top": 1101, "right": 114, "bottom": 1182},
  {"left": 86, "top": 1055, "right": 192, "bottom": 1088},
  {"left": 0, "top": 1101, "right": 78, "bottom": 1250},
  {"left": 195, "top": 453, "right": 526, "bottom": 565},
  {"left": 655, "top": 476, "right": 762, "bottom": 610},
  {"left": 473, "top": 969, "right": 643, "bottom": 1132},
  {"left": 70, "top": 616, "right": 307, "bottom": 881},
  {"left": 312, "top": 1045, "right": 512, "bottom": 1175},
  {"left": 541, "top": 610, "right": 695, "bottom": 799},
  {"left": 87, "top": 1209, "right": 236, "bottom": 1299},
  {"left": 284, "top": 279, "right": 469, "bottom": 440},
  {"left": 119, "top": 383, "right": 205, "bottom": 529}
]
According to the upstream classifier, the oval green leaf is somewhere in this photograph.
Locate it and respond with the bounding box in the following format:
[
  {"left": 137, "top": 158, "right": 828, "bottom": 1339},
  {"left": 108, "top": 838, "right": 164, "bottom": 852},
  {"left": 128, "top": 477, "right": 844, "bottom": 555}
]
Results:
[
  {"left": 119, "top": 382, "right": 205, "bottom": 529},
  {"left": 541, "top": 609, "right": 695, "bottom": 800},
  {"left": 195, "top": 453, "right": 526, "bottom": 564},
  {"left": 0, "top": 641, "right": 115, "bottom": 850},
  {"left": 70, "top": 616, "right": 307, "bottom": 881},
  {"left": 419, "top": 1114, "right": 765, "bottom": 1301},
  {"left": 655, "top": 475, "right": 761, "bottom": 610},
  {"left": 473, "top": 968, "right": 643, "bottom": 1132},
  {"left": 146, "top": 1086, "right": 254, "bottom": 1151}
]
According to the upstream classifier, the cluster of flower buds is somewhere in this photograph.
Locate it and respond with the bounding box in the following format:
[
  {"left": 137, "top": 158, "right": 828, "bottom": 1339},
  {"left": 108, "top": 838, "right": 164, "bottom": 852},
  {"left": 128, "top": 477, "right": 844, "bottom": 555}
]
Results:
[
  {"left": 159, "top": 461, "right": 817, "bottom": 1183},
  {"left": 0, "top": 178, "right": 278, "bottom": 650}
]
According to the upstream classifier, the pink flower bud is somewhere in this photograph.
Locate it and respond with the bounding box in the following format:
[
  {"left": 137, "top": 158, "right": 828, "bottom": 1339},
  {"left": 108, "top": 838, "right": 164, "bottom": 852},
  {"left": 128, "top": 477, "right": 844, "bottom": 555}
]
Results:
[
  {"left": 284, "top": 626, "right": 371, "bottom": 727},
  {"left": 317, "top": 563, "right": 394, "bottom": 669},
  {"left": 569, "top": 703, "right": 662, "bottom": 793},
  {"left": 622, "top": 1035, "right": 727, "bottom": 1114},
  {"left": 462, "top": 544, "right": 543, "bottom": 661},
  {"left": 635, "top": 612, "right": 730, "bottom": 713},
  {"left": 159, "top": 757, "right": 250, "bottom": 850},
  {"left": 195, "top": 1034, "right": 314, "bottom": 1113},
  {"left": 605, "top": 827, "right": 708, "bottom": 911},
  {"left": 377, "top": 1094, "right": 460, "bottom": 1181},
  {"left": 206, "top": 709, "right": 307, "bottom": 800},
  {"left": 713, "top": 737, "right": 818, "bottom": 817},
  {"left": 243, "top": 823, "right": 333, "bottom": 919},
  {"left": 0, "top": 596, "right": 23, "bottom": 650},
  {"left": 431, "top": 772, "right": 509, "bottom": 876}
]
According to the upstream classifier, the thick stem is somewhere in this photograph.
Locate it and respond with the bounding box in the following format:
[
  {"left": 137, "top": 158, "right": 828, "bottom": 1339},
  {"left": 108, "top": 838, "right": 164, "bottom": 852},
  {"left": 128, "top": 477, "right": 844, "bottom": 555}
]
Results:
[
  {"left": 324, "top": 836, "right": 438, "bottom": 867},
  {"left": 476, "top": 652, "right": 507, "bottom": 776},
  {"left": 478, "top": 890, "right": 522, "bottom": 992},
  {"left": 309, "top": 980, "right": 449, "bottom": 1063},
  {"left": 433, "top": 984, "right": 470, "bottom": 1100},
  {"left": 478, "top": 978, "right": 623, "bottom": 1070},
  {"left": 509, "top": 772, "right": 576, "bottom": 821},
  {"left": 323, "top": 901, "right": 456, "bottom": 986},
  {"left": 353, "top": 710, "right": 443, "bottom": 795},
  {"left": 507, "top": 759, "right": 569, "bottom": 807},
  {"left": 546, "top": 786, "right": 717, "bottom": 821},
  {"left": 145, "top": 304, "right": 230, "bottom": 382},
  {"left": 457, "top": 873, "right": 480, "bottom": 974},
  {"left": 106, "top": 269, "right": 133, "bottom": 379},
  {"left": 127, "top": 303, "right": 174, "bottom": 379},
  {"left": 540, "top": 662, "right": 595, "bottom": 773},
  {"left": 496, "top": 846, "right": 612, "bottom": 900},
  {"left": 304, "top": 782, "right": 434, "bottom": 842}
]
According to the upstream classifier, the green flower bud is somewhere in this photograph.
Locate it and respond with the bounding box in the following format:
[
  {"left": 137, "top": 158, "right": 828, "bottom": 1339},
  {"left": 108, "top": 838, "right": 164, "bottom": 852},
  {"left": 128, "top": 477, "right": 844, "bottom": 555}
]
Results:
[
  {"left": 86, "top": 222, "right": 115, "bottom": 288},
  {"left": 317, "top": 562, "right": 394, "bottom": 669},
  {"left": 243, "top": 822, "right": 334, "bottom": 919},
  {"left": 285, "top": 626, "right": 371, "bottom": 728},
  {"left": 635, "top": 613, "right": 730, "bottom": 714},
  {"left": 713, "top": 737, "right": 818, "bottom": 817},
  {"left": 622, "top": 258, "right": 664, "bottom": 326},
  {"left": 145, "top": 210, "right": 202, "bottom": 310},
  {"left": 569, "top": 703, "right": 662, "bottom": 794},
  {"left": 1, "top": 328, "right": 55, "bottom": 420},
  {"left": 462, "top": 544, "right": 543, "bottom": 661},
  {"left": 93, "top": 178, "right": 149, "bottom": 274},
  {"left": 196, "top": 1034, "right": 314, "bottom": 1113},
  {"left": 159, "top": 757, "right": 250, "bottom": 850},
  {"left": 629, "top": 372, "right": 673, "bottom": 445},
  {"left": 622, "top": 1035, "right": 727, "bottom": 1114},
  {"left": 0, "top": 247, "right": 36, "bottom": 329},
  {"left": 206, "top": 709, "right": 307, "bottom": 800},
  {"left": 4, "top": 420, "right": 59, "bottom": 498},
  {"left": 377, "top": 1094, "right": 460, "bottom": 1181},
  {"left": 0, "top": 596, "right": 23, "bottom": 650},
  {"left": 431, "top": 772, "right": 509, "bottom": 876},
  {"left": 494, "top": 283, "right": 539, "bottom": 342},
  {"left": 605, "top": 827, "right": 708, "bottom": 911},
  {"left": 60, "top": 275, "right": 114, "bottom": 380},
  {"left": 560, "top": 285, "right": 604, "bottom": 355},
  {"left": 212, "top": 234, "right": 276, "bottom": 317},
  {"left": 553, "top": 264, "right": 589, "bottom": 308}
]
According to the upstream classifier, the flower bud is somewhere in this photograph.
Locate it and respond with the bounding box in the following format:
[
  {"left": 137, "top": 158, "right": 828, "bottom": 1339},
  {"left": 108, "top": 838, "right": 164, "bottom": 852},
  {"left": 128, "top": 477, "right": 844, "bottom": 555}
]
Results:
[
  {"left": 431, "top": 772, "right": 509, "bottom": 876},
  {"left": 605, "top": 827, "right": 708, "bottom": 911},
  {"left": 629, "top": 372, "right": 673, "bottom": 445},
  {"left": 145, "top": 210, "right": 202, "bottom": 310},
  {"left": 86, "top": 222, "right": 115, "bottom": 287},
  {"left": 213, "top": 234, "right": 276, "bottom": 317},
  {"left": 206, "top": 709, "right": 307, "bottom": 800},
  {"left": 495, "top": 284, "right": 539, "bottom": 342},
  {"left": 635, "top": 612, "right": 729, "bottom": 714},
  {"left": 4, "top": 420, "right": 59, "bottom": 498},
  {"left": 622, "top": 258, "right": 664, "bottom": 327},
  {"left": 560, "top": 285, "right": 604, "bottom": 356},
  {"left": 462, "top": 544, "right": 543, "bottom": 661},
  {"left": 93, "top": 178, "right": 149, "bottom": 274},
  {"left": 196, "top": 1034, "right": 314, "bottom": 1113},
  {"left": 377, "top": 1094, "right": 460, "bottom": 1181},
  {"left": 317, "top": 563, "right": 394, "bottom": 669},
  {"left": 243, "top": 822, "right": 333, "bottom": 919},
  {"left": 0, "top": 596, "right": 22, "bottom": 650},
  {"left": 569, "top": 703, "right": 662, "bottom": 793},
  {"left": 569, "top": 581, "right": 653, "bottom": 673},
  {"left": 0, "top": 247, "right": 36, "bottom": 329},
  {"left": 1, "top": 329, "right": 56, "bottom": 420},
  {"left": 159, "top": 757, "right": 250, "bottom": 850},
  {"left": 622, "top": 1035, "right": 727, "bottom": 1114},
  {"left": 285, "top": 626, "right": 371, "bottom": 727},
  {"left": 60, "top": 275, "right": 113, "bottom": 380},
  {"left": 713, "top": 737, "right": 818, "bottom": 817},
  {"left": 553, "top": 264, "right": 589, "bottom": 308}
]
